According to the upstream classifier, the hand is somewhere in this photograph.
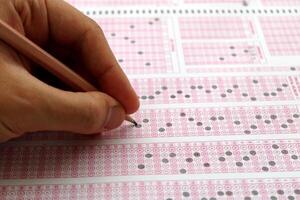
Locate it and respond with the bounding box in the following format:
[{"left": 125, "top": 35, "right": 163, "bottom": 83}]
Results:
[{"left": 0, "top": 0, "right": 139, "bottom": 142}]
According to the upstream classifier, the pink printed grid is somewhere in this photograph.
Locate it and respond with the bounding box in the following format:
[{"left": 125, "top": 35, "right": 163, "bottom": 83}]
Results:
[
  {"left": 261, "top": 0, "right": 300, "bottom": 6},
  {"left": 67, "top": 0, "right": 171, "bottom": 7},
  {"left": 1, "top": 140, "right": 300, "bottom": 179},
  {"left": 133, "top": 76, "right": 295, "bottom": 105},
  {"left": 184, "top": 0, "right": 246, "bottom": 4},
  {"left": 260, "top": 16, "right": 300, "bottom": 56},
  {"left": 1, "top": 179, "right": 300, "bottom": 199},
  {"left": 187, "top": 66, "right": 300, "bottom": 73},
  {"left": 179, "top": 17, "right": 254, "bottom": 40},
  {"left": 183, "top": 42, "right": 263, "bottom": 65},
  {"left": 96, "top": 18, "right": 172, "bottom": 74},
  {"left": 17, "top": 105, "right": 300, "bottom": 141}
]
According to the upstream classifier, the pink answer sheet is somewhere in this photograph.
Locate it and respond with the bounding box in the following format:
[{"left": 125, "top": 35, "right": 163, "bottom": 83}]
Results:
[{"left": 1, "top": 0, "right": 300, "bottom": 199}]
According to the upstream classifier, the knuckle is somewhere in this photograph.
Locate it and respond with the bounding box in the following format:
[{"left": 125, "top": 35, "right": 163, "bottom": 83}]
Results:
[{"left": 80, "top": 93, "right": 108, "bottom": 133}]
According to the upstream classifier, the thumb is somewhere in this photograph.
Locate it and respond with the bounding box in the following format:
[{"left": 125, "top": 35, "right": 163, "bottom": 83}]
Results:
[{"left": 23, "top": 83, "right": 126, "bottom": 134}]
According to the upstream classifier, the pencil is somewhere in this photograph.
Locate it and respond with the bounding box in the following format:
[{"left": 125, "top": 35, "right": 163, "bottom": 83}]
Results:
[{"left": 0, "top": 19, "right": 137, "bottom": 127}]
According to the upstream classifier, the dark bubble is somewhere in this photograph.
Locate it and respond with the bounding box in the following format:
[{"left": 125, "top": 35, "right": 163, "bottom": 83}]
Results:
[
  {"left": 145, "top": 153, "right": 153, "bottom": 158},
  {"left": 138, "top": 164, "right": 145, "bottom": 169}
]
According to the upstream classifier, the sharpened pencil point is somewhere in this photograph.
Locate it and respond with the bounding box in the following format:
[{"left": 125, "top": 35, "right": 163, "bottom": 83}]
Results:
[{"left": 125, "top": 116, "right": 138, "bottom": 127}]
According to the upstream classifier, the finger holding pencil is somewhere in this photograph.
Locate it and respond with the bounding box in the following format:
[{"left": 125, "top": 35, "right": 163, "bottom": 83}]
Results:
[{"left": 0, "top": 0, "right": 139, "bottom": 142}]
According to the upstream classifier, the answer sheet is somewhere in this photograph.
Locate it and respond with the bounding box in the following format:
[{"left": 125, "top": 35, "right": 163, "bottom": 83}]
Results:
[{"left": 1, "top": 0, "right": 300, "bottom": 199}]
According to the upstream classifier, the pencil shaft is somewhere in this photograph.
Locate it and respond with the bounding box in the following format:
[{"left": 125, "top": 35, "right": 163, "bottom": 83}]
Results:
[{"left": 0, "top": 19, "right": 97, "bottom": 92}]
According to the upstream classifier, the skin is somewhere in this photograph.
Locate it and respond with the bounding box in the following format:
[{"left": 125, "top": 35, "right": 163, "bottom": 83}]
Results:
[{"left": 0, "top": 0, "right": 140, "bottom": 142}]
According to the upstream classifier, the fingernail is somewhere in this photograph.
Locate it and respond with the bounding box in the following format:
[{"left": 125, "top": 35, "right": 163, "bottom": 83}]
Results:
[{"left": 104, "top": 105, "right": 125, "bottom": 130}]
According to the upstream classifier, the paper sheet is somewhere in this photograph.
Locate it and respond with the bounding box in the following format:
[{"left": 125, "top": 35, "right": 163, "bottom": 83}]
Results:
[{"left": 1, "top": 0, "right": 300, "bottom": 199}]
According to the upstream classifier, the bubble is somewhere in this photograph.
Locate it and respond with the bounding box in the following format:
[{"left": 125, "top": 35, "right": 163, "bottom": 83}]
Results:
[
  {"left": 225, "top": 151, "right": 233, "bottom": 156},
  {"left": 221, "top": 94, "right": 227, "bottom": 98},
  {"left": 277, "top": 190, "right": 284, "bottom": 195},
  {"left": 145, "top": 153, "right": 153, "bottom": 158},
  {"left": 244, "top": 49, "right": 249, "bottom": 53},
  {"left": 253, "top": 80, "right": 259, "bottom": 84},
  {"left": 255, "top": 115, "right": 262, "bottom": 120},
  {"left": 111, "top": 33, "right": 116, "bottom": 36},
  {"left": 293, "top": 114, "right": 300, "bottom": 118},
  {"left": 290, "top": 67, "right": 296, "bottom": 71},
  {"left": 166, "top": 123, "right": 172, "bottom": 127},
  {"left": 271, "top": 92, "right": 277, "bottom": 96},
  {"left": 180, "top": 112, "right": 186, "bottom": 117},
  {"left": 242, "top": 93, "right": 249, "bottom": 97},
  {"left": 219, "top": 157, "right": 226, "bottom": 161},
  {"left": 118, "top": 59, "right": 124, "bottom": 63},
  {"left": 148, "top": 95, "right": 155, "bottom": 99},
  {"left": 250, "top": 150, "right": 257, "bottom": 155},
  {"left": 180, "top": 169, "right": 187, "bottom": 174},
  {"left": 186, "top": 158, "right": 193, "bottom": 163},
  {"left": 198, "top": 85, "right": 203, "bottom": 89},
  {"left": 210, "top": 116, "right": 217, "bottom": 121},
  {"left": 244, "top": 130, "right": 251, "bottom": 134},
  {"left": 188, "top": 118, "right": 194, "bottom": 121},
  {"left": 265, "top": 120, "right": 271, "bottom": 124},
  {"left": 270, "top": 115, "right": 277, "bottom": 120},
  {"left": 287, "top": 119, "right": 294, "bottom": 123},
  {"left": 234, "top": 120, "right": 241, "bottom": 125},
  {"left": 212, "top": 85, "right": 218, "bottom": 89},
  {"left": 162, "top": 158, "right": 169, "bottom": 163},
  {"left": 252, "top": 190, "right": 258, "bottom": 195},
  {"left": 159, "top": 128, "right": 165, "bottom": 132},
  {"left": 219, "top": 57, "right": 225, "bottom": 61},
  {"left": 149, "top": 21, "right": 153, "bottom": 25},
  {"left": 177, "top": 90, "right": 183, "bottom": 94},
  {"left": 236, "top": 162, "right": 243, "bottom": 167},
  {"left": 162, "top": 86, "right": 168, "bottom": 90},
  {"left": 206, "top": 90, "right": 211, "bottom": 94},
  {"left": 218, "top": 116, "right": 225, "bottom": 120},
  {"left": 281, "top": 124, "right": 288, "bottom": 128},
  {"left": 288, "top": 196, "right": 295, "bottom": 200},
  {"left": 155, "top": 91, "right": 161, "bottom": 95},
  {"left": 251, "top": 97, "right": 257, "bottom": 101},
  {"left": 244, "top": 197, "right": 251, "bottom": 200},
  {"left": 264, "top": 92, "right": 270, "bottom": 97},
  {"left": 291, "top": 155, "right": 298, "bottom": 160},
  {"left": 232, "top": 53, "right": 237, "bottom": 57},
  {"left": 230, "top": 46, "right": 235, "bottom": 49},
  {"left": 145, "top": 62, "right": 151, "bottom": 66},
  {"left": 282, "top": 83, "right": 288, "bottom": 87},
  {"left": 226, "top": 191, "right": 233, "bottom": 196},
  {"left": 194, "top": 152, "right": 201, "bottom": 157},
  {"left": 205, "top": 126, "right": 212, "bottom": 131},
  {"left": 197, "top": 122, "right": 203, "bottom": 126},
  {"left": 131, "top": 40, "right": 136, "bottom": 44},
  {"left": 138, "top": 51, "right": 143, "bottom": 55},
  {"left": 272, "top": 144, "right": 279, "bottom": 149},
  {"left": 141, "top": 96, "right": 147, "bottom": 100},
  {"left": 277, "top": 88, "right": 283, "bottom": 92},
  {"left": 169, "top": 153, "right": 176, "bottom": 157},
  {"left": 243, "top": 156, "right": 250, "bottom": 161},
  {"left": 262, "top": 166, "right": 269, "bottom": 171},
  {"left": 217, "top": 191, "right": 224, "bottom": 196},
  {"left": 170, "top": 95, "right": 176, "bottom": 99},
  {"left": 270, "top": 196, "right": 278, "bottom": 200},
  {"left": 281, "top": 149, "right": 288, "bottom": 154},
  {"left": 138, "top": 164, "right": 145, "bottom": 169},
  {"left": 182, "top": 192, "right": 190, "bottom": 197},
  {"left": 227, "top": 89, "right": 233, "bottom": 93},
  {"left": 124, "top": 36, "right": 129, "bottom": 40},
  {"left": 250, "top": 125, "right": 257, "bottom": 129},
  {"left": 130, "top": 25, "right": 135, "bottom": 29},
  {"left": 294, "top": 189, "right": 300, "bottom": 194},
  {"left": 185, "top": 95, "right": 191, "bottom": 98},
  {"left": 203, "top": 163, "right": 210, "bottom": 167},
  {"left": 269, "top": 161, "right": 276, "bottom": 166},
  {"left": 233, "top": 84, "right": 239, "bottom": 89}
]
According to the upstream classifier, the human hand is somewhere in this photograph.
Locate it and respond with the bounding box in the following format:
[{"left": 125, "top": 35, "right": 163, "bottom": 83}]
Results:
[{"left": 0, "top": 0, "right": 139, "bottom": 142}]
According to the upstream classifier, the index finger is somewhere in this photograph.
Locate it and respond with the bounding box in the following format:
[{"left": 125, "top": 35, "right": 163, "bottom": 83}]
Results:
[{"left": 44, "top": 0, "right": 139, "bottom": 114}]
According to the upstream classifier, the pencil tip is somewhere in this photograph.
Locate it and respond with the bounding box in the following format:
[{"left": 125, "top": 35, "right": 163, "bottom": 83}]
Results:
[{"left": 126, "top": 116, "right": 138, "bottom": 127}]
